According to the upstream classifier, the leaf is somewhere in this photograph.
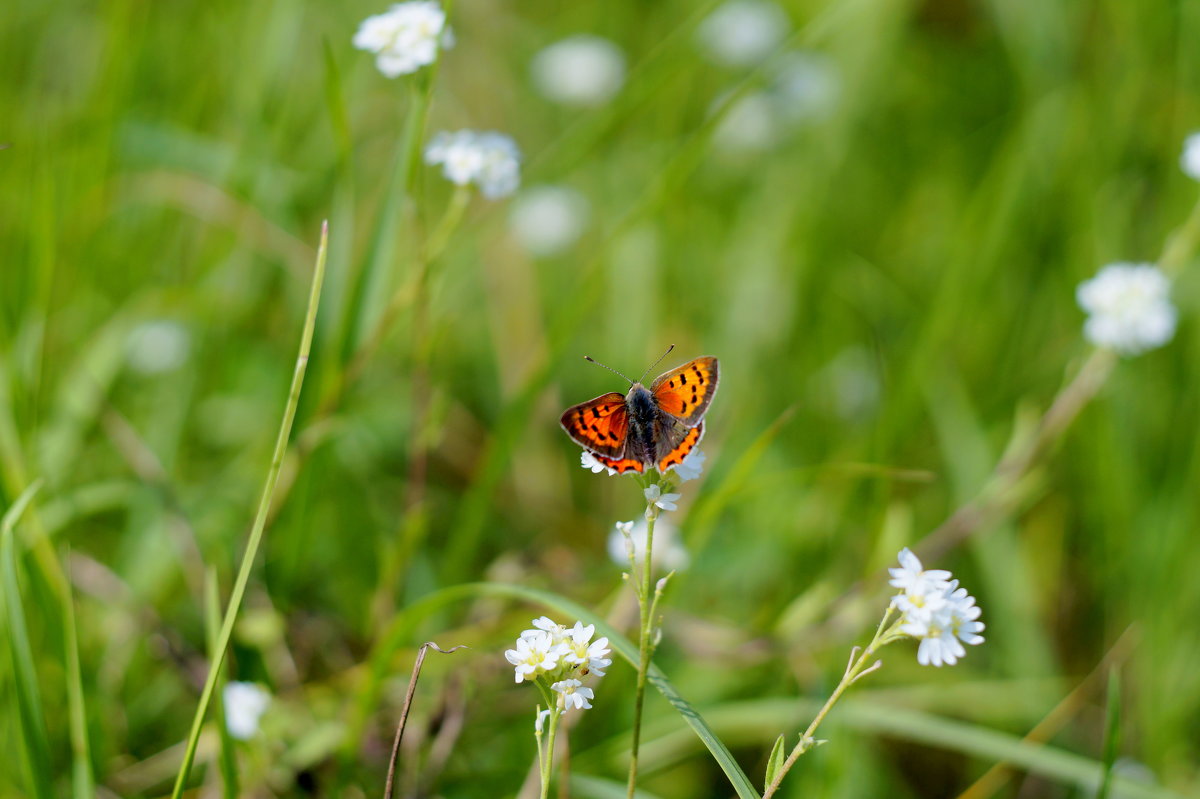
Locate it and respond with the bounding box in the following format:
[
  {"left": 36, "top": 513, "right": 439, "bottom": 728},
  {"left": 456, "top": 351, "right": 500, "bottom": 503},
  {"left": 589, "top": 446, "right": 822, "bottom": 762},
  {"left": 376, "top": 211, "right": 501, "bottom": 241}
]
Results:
[
  {"left": 764, "top": 733, "right": 786, "bottom": 788},
  {"left": 1095, "top": 667, "right": 1121, "bottom": 799}
]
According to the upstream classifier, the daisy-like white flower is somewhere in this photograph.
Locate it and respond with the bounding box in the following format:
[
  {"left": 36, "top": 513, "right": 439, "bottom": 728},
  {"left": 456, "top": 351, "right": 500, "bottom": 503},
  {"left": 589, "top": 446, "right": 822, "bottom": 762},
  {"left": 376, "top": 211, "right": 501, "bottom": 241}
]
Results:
[
  {"left": 606, "top": 517, "right": 691, "bottom": 571},
  {"left": 889, "top": 551, "right": 986, "bottom": 667},
  {"left": 425, "top": 130, "right": 521, "bottom": 198},
  {"left": 353, "top": 1, "right": 451, "bottom": 78},
  {"left": 559, "top": 622, "right": 613, "bottom": 677},
  {"left": 697, "top": 0, "right": 789, "bottom": 68},
  {"left": 531, "top": 35, "right": 626, "bottom": 107},
  {"left": 552, "top": 679, "right": 594, "bottom": 711},
  {"left": 504, "top": 630, "right": 564, "bottom": 683},
  {"left": 1076, "top": 263, "right": 1177, "bottom": 355},
  {"left": 672, "top": 448, "right": 706, "bottom": 481},
  {"left": 510, "top": 185, "right": 590, "bottom": 256},
  {"left": 223, "top": 682, "right": 270, "bottom": 740},
  {"left": 644, "top": 484, "right": 681, "bottom": 512},
  {"left": 888, "top": 547, "right": 950, "bottom": 599},
  {"left": 1181, "top": 132, "right": 1200, "bottom": 181},
  {"left": 580, "top": 450, "right": 617, "bottom": 476}
]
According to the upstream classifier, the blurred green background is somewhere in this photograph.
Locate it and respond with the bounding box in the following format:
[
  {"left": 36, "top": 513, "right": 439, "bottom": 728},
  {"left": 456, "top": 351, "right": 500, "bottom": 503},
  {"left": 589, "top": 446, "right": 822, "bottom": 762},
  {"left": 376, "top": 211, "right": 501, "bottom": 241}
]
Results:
[{"left": 3, "top": 0, "right": 1200, "bottom": 796}]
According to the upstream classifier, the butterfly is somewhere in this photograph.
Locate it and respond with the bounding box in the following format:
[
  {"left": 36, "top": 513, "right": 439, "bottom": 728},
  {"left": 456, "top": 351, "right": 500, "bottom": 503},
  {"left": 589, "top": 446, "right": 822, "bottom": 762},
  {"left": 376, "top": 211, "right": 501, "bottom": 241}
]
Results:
[{"left": 560, "top": 347, "right": 719, "bottom": 474}]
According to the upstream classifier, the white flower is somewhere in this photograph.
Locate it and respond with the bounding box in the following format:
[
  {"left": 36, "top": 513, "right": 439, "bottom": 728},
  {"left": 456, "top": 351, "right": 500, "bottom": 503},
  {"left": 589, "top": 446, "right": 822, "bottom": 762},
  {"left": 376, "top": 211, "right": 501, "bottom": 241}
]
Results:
[
  {"left": 607, "top": 517, "right": 690, "bottom": 571},
  {"left": 697, "top": 1, "right": 789, "bottom": 68},
  {"left": 525, "top": 615, "right": 568, "bottom": 643},
  {"left": 531, "top": 35, "right": 626, "bottom": 106},
  {"left": 644, "top": 484, "right": 681, "bottom": 512},
  {"left": 510, "top": 185, "right": 590, "bottom": 256},
  {"left": 353, "top": 1, "right": 450, "bottom": 78},
  {"left": 223, "top": 682, "right": 270, "bottom": 740},
  {"left": 888, "top": 548, "right": 950, "bottom": 599},
  {"left": 580, "top": 451, "right": 617, "bottom": 475},
  {"left": 504, "top": 630, "right": 563, "bottom": 683},
  {"left": 1181, "top": 132, "right": 1200, "bottom": 181},
  {"left": 671, "top": 448, "right": 706, "bottom": 481},
  {"left": 559, "top": 622, "right": 613, "bottom": 677},
  {"left": 535, "top": 708, "right": 551, "bottom": 733},
  {"left": 1076, "top": 263, "right": 1177, "bottom": 355},
  {"left": 890, "top": 552, "right": 986, "bottom": 667},
  {"left": 425, "top": 130, "right": 521, "bottom": 198},
  {"left": 126, "top": 320, "right": 191, "bottom": 375},
  {"left": 551, "top": 679, "right": 594, "bottom": 712}
]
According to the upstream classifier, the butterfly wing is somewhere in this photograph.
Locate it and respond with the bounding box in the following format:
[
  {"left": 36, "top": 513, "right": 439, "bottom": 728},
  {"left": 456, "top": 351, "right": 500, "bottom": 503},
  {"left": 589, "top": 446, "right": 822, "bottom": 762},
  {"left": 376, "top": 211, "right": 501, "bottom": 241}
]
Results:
[
  {"left": 591, "top": 452, "right": 646, "bottom": 474},
  {"left": 656, "top": 421, "right": 704, "bottom": 473},
  {"left": 650, "top": 356, "right": 719, "bottom": 427},
  {"left": 560, "top": 392, "right": 630, "bottom": 458}
]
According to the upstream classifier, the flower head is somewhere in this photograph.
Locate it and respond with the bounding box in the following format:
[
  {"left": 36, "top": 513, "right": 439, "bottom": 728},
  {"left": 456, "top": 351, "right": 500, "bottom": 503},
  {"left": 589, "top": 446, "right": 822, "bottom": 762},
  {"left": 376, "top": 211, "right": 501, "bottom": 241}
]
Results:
[
  {"left": 560, "top": 622, "right": 613, "bottom": 676},
  {"left": 425, "top": 130, "right": 521, "bottom": 198},
  {"left": 644, "top": 484, "right": 680, "bottom": 512},
  {"left": 888, "top": 547, "right": 951, "bottom": 600},
  {"left": 1182, "top": 132, "right": 1200, "bottom": 181},
  {"left": 580, "top": 451, "right": 617, "bottom": 475},
  {"left": 1076, "top": 263, "right": 1176, "bottom": 355},
  {"left": 353, "top": 2, "right": 451, "bottom": 78},
  {"left": 532, "top": 36, "right": 626, "bottom": 107},
  {"left": 552, "top": 679, "right": 594, "bottom": 711},
  {"left": 504, "top": 630, "right": 564, "bottom": 683},
  {"left": 223, "top": 682, "right": 270, "bottom": 740},
  {"left": 697, "top": 1, "right": 789, "bottom": 68},
  {"left": 889, "top": 550, "right": 985, "bottom": 667}
]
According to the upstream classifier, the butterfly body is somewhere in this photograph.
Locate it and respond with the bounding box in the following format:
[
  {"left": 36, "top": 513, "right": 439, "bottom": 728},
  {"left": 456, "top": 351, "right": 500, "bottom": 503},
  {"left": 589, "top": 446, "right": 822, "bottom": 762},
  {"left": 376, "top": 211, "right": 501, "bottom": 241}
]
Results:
[{"left": 561, "top": 356, "right": 718, "bottom": 474}]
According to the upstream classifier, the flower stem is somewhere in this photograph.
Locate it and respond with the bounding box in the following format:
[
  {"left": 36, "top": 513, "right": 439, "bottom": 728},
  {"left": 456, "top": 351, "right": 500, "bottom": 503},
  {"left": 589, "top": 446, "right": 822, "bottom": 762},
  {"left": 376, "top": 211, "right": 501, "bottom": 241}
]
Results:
[
  {"left": 540, "top": 707, "right": 561, "bottom": 799},
  {"left": 762, "top": 607, "right": 897, "bottom": 798},
  {"left": 626, "top": 507, "right": 658, "bottom": 798}
]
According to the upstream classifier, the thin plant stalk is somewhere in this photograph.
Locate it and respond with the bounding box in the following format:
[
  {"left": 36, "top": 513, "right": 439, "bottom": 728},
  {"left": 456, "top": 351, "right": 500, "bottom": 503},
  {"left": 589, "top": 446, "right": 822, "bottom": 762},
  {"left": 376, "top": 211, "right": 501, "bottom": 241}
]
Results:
[
  {"left": 626, "top": 505, "right": 658, "bottom": 798},
  {"left": 170, "top": 222, "right": 329, "bottom": 799}
]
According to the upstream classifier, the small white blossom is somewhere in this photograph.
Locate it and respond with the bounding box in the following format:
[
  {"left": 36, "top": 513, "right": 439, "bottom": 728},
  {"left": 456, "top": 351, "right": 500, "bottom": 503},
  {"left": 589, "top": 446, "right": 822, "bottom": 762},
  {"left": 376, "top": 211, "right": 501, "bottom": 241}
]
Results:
[
  {"left": 510, "top": 185, "right": 590, "bottom": 256},
  {"left": 888, "top": 547, "right": 951, "bottom": 599},
  {"left": 127, "top": 320, "right": 191, "bottom": 375},
  {"left": 671, "top": 448, "right": 706, "bottom": 481},
  {"left": 552, "top": 679, "right": 594, "bottom": 711},
  {"left": 607, "top": 517, "right": 690, "bottom": 571},
  {"left": 504, "top": 630, "right": 563, "bottom": 683},
  {"left": 697, "top": 1, "right": 789, "bottom": 68},
  {"left": 580, "top": 451, "right": 617, "bottom": 475},
  {"left": 1076, "top": 263, "right": 1177, "bottom": 355},
  {"left": 353, "top": 2, "right": 450, "bottom": 78},
  {"left": 1181, "top": 132, "right": 1200, "bottom": 181},
  {"left": 644, "top": 484, "right": 680, "bottom": 512},
  {"left": 425, "top": 130, "right": 521, "bottom": 198},
  {"left": 559, "top": 622, "right": 612, "bottom": 677},
  {"left": 531, "top": 35, "right": 626, "bottom": 106},
  {"left": 223, "top": 682, "right": 270, "bottom": 740},
  {"left": 889, "top": 551, "right": 985, "bottom": 667},
  {"left": 535, "top": 708, "right": 551, "bottom": 733}
]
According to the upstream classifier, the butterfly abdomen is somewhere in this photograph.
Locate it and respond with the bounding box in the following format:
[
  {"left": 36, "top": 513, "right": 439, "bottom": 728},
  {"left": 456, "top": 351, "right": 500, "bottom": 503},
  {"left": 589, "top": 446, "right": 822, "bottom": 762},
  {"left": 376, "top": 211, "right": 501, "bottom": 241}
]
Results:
[{"left": 625, "top": 384, "right": 659, "bottom": 463}]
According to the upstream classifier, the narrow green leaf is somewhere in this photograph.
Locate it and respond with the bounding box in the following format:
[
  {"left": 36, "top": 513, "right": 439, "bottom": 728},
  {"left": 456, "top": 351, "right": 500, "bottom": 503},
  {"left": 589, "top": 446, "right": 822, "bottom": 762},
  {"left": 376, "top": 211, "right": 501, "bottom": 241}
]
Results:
[
  {"left": 1096, "top": 668, "right": 1121, "bottom": 799},
  {"left": 62, "top": 548, "right": 95, "bottom": 799},
  {"left": 2, "top": 482, "right": 53, "bottom": 799},
  {"left": 764, "top": 734, "right": 786, "bottom": 789},
  {"left": 205, "top": 570, "right": 239, "bottom": 799},
  {"left": 570, "top": 773, "right": 665, "bottom": 799}
]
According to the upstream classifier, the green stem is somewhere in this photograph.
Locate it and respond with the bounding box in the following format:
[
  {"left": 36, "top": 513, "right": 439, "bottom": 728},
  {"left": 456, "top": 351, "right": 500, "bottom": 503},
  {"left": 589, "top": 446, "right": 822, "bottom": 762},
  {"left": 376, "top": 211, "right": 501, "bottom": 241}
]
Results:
[
  {"left": 540, "top": 706, "right": 562, "bottom": 799},
  {"left": 626, "top": 506, "right": 658, "bottom": 798},
  {"left": 170, "top": 223, "right": 329, "bottom": 798},
  {"left": 762, "top": 608, "right": 898, "bottom": 798}
]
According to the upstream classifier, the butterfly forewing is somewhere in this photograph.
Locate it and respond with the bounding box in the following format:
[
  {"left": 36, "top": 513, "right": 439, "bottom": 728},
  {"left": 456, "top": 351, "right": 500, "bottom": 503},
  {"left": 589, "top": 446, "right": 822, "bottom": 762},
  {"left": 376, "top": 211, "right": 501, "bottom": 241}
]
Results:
[
  {"left": 560, "top": 392, "right": 629, "bottom": 458},
  {"left": 650, "top": 356, "right": 719, "bottom": 427}
]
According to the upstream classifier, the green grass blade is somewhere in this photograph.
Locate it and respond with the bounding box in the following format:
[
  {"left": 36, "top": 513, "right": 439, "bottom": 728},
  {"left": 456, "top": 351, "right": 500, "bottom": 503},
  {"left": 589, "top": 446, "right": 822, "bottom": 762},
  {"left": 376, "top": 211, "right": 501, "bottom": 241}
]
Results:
[
  {"left": 1, "top": 481, "right": 53, "bottom": 799},
  {"left": 205, "top": 569, "right": 239, "bottom": 799},
  {"left": 355, "top": 582, "right": 761, "bottom": 799},
  {"left": 62, "top": 548, "right": 94, "bottom": 799},
  {"left": 1096, "top": 668, "right": 1121, "bottom": 799},
  {"left": 170, "top": 222, "right": 329, "bottom": 798},
  {"left": 570, "top": 774, "right": 664, "bottom": 799}
]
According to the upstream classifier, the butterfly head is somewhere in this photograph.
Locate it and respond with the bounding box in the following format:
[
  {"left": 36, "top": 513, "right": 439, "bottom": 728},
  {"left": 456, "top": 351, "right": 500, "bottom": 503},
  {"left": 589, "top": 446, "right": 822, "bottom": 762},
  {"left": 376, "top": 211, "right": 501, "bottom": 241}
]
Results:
[{"left": 625, "top": 383, "right": 656, "bottom": 416}]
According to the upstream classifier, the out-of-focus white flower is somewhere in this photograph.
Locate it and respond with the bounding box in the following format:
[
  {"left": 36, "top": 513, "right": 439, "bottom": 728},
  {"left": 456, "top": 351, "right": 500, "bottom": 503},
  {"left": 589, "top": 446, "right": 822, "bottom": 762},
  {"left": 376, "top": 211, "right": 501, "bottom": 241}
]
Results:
[
  {"left": 526, "top": 616, "right": 568, "bottom": 641},
  {"left": 644, "top": 484, "right": 680, "bottom": 512},
  {"left": 607, "top": 517, "right": 690, "bottom": 571},
  {"left": 671, "top": 448, "right": 706, "bottom": 481},
  {"left": 353, "top": 1, "right": 451, "bottom": 78},
  {"left": 772, "top": 51, "right": 840, "bottom": 124},
  {"left": 504, "top": 630, "right": 564, "bottom": 683},
  {"left": 712, "top": 92, "right": 779, "bottom": 155},
  {"left": 560, "top": 622, "right": 612, "bottom": 676},
  {"left": 126, "top": 320, "right": 191, "bottom": 375},
  {"left": 552, "top": 679, "right": 594, "bottom": 711},
  {"left": 223, "top": 682, "right": 270, "bottom": 740},
  {"left": 890, "top": 550, "right": 985, "bottom": 667},
  {"left": 532, "top": 35, "right": 626, "bottom": 106},
  {"left": 1076, "top": 263, "right": 1177, "bottom": 355},
  {"left": 510, "top": 185, "right": 590, "bottom": 256},
  {"left": 697, "top": 1, "right": 789, "bottom": 67},
  {"left": 425, "top": 130, "right": 521, "bottom": 198},
  {"left": 1181, "top": 132, "right": 1200, "bottom": 181},
  {"left": 580, "top": 451, "right": 617, "bottom": 475}
]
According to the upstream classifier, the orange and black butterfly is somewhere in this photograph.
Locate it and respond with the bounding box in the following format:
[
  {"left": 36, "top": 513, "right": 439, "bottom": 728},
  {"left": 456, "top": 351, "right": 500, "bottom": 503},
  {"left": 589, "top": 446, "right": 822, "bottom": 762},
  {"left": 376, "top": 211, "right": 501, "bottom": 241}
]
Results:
[{"left": 560, "top": 347, "right": 718, "bottom": 474}]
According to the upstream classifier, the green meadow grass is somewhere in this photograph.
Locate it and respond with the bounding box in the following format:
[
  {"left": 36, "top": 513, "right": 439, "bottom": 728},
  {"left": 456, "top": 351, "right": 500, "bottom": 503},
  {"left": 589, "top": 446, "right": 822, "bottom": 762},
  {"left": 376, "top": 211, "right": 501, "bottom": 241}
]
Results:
[{"left": 3, "top": 0, "right": 1200, "bottom": 796}]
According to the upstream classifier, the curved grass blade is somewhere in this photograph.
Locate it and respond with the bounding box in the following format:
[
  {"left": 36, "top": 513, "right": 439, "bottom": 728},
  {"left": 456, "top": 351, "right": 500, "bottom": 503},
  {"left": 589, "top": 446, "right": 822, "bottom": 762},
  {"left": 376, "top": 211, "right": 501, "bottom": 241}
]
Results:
[{"left": 62, "top": 548, "right": 94, "bottom": 799}]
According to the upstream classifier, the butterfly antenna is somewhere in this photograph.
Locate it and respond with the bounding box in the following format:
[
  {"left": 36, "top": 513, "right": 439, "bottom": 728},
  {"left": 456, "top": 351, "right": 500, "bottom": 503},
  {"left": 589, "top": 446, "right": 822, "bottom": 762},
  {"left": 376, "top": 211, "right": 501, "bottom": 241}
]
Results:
[
  {"left": 637, "top": 344, "right": 676, "bottom": 383},
  {"left": 583, "top": 355, "right": 634, "bottom": 386}
]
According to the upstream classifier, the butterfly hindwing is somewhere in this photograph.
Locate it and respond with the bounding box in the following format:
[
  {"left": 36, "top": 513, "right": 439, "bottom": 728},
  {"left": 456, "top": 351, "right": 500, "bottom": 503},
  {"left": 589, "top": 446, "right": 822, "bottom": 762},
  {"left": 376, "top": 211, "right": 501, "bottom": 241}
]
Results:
[
  {"left": 657, "top": 421, "right": 704, "bottom": 473},
  {"left": 651, "top": 356, "right": 718, "bottom": 427},
  {"left": 592, "top": 452, "right": 645, "bottom": 474},
  {"left": 560, "top": 392, "right": 629, "bottom": 458}
]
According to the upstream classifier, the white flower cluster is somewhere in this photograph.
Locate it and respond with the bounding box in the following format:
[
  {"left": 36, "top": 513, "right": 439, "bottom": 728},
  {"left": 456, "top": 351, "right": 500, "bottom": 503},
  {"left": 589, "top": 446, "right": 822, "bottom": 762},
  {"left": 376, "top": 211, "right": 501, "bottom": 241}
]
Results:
[
  {"left": 1076, "top": 263, "right": 1177, "bottom": 355},
  {"left": 889, "top": 548, "right": 984, "bottom": 668},
  {"left": 504, "top": 617, "right": 612, "bottom": 711},
  {"left": 425, "top": 130, "right": 522, "bottom": 199},
  {"left": 531, "top": 35, "right": 626, "bottom": 107},
  {"left": 579, "top": 448, "right": 707, "bottom": 481},
  {"left": 353, "top": 1, "right": 451, "bottom": 78}
]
